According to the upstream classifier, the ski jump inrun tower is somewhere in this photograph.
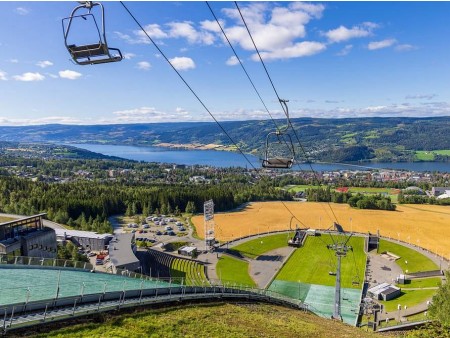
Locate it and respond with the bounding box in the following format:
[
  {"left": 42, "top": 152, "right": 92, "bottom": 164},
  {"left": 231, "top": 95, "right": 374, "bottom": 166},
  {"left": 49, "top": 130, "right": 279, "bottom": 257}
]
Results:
[{"left": 203, "top": 199, "right": 215, "bottom": 251}]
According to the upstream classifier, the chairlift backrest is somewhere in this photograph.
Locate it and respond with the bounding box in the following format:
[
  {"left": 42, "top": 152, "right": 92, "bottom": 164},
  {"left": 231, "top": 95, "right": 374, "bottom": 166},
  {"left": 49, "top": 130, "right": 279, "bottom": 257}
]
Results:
[{"left": 62, "top": 1, "right": 122, "bottom": 65}]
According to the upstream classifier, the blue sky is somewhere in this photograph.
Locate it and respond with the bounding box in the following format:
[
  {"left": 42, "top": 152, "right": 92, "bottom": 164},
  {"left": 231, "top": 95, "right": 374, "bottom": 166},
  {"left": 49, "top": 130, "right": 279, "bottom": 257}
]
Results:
[{"left": 1, "top": 1, "right": 450, "bottom": 125}]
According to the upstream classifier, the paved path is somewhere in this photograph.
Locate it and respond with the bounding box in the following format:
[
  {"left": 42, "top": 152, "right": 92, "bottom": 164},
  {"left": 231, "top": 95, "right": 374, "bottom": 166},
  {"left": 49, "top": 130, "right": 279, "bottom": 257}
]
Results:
[
  {"left": 366, "top": 251, "right": 403, "bottom": 288},
  {"left": 249, "top": 246, "right": 296, "bottom": 289}
]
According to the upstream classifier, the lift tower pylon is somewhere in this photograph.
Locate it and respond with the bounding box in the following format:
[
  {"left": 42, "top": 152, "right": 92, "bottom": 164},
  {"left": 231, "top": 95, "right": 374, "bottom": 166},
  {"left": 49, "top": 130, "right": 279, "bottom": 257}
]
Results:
[{"left": 327, "top": 222, "right": 352, "bottom": 321}]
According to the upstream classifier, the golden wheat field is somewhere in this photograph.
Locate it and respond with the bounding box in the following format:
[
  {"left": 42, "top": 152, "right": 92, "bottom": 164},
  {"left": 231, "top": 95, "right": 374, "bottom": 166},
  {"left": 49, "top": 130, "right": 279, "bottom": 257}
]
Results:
[{"left": 192, "top": 201, "right": 450, "bottom": 258}]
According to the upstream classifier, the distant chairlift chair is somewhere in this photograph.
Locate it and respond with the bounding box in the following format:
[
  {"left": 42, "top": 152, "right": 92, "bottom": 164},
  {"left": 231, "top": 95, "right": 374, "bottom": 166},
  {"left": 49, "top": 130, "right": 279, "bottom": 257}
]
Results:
[
  {"left": 62, "top": 1, "right": 122, "bottom": 65},
  {"left": 262, "top": 99, "right": 295, "bottom": 169}
]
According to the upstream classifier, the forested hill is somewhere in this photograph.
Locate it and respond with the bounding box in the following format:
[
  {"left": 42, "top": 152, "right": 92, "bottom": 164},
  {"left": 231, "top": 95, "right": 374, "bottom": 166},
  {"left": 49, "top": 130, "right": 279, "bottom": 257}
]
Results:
[{"left": 0, "top": 116, "right": 449, "bottom": 162}]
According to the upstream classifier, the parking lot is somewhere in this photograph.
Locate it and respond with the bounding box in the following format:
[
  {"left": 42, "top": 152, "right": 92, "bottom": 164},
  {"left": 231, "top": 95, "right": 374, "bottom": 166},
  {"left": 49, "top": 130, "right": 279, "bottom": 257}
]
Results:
[{"left": 124, "top": 215, "right": 190, "bottom": 246}]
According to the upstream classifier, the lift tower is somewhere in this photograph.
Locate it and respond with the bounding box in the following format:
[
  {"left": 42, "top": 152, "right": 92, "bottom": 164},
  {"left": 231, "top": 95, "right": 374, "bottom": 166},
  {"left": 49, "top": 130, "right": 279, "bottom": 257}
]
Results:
[{"left": 327, "top": 222, "right": 352, "bottom": 321}]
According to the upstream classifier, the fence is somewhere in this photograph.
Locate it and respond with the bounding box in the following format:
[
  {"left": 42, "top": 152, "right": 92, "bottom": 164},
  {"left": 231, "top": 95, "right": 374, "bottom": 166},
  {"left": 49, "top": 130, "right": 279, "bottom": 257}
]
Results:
[
  {"left": 0, "top": 255, "right": 94, "bottom": 271},
  {"left": 1, "top": 278, "right": 314, "bottom": 334}
]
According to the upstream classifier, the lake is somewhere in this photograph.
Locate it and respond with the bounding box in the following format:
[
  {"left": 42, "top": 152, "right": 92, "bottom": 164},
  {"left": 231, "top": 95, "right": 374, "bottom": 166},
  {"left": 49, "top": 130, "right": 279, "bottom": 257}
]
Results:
[{"left": 72, "top": 143, "right": 449, "bottom": 172}]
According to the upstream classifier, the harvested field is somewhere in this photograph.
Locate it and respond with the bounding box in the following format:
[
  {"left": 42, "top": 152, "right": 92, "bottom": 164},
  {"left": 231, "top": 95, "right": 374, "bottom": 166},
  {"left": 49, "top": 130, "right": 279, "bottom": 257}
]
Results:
[{"left": 191, "top": 201, "right": 450, "bottom": 258}]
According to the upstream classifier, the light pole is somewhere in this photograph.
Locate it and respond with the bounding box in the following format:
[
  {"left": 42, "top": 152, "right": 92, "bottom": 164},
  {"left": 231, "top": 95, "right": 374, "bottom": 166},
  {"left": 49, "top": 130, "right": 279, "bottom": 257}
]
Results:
[
  {"left": 397, "top": 304, "right": 401, "bottom": 323},
  {"left": 350, "top": 217, "right": 353, "bottom": 233},
  {"left": 397, "top": 232, "right": 400, "bottom": 242}
]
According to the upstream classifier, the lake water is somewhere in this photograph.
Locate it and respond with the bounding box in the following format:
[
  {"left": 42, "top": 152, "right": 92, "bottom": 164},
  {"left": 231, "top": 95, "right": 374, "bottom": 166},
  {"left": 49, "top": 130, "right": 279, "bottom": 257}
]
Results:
[{"left": 72, "top": 143, "right": 449, "bottom": 172}]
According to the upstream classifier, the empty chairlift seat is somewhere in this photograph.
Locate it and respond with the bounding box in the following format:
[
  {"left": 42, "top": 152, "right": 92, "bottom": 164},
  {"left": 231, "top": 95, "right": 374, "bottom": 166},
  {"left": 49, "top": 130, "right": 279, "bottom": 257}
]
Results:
[{"left": 62, "top": 2, "right": 123, "bottom": 65}]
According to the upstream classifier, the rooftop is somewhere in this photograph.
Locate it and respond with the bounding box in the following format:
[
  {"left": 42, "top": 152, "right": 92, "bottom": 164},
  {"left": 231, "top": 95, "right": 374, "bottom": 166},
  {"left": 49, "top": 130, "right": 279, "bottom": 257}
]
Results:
[
  {"left": 108, "top": 233, "right": 139, "bottom": 268},
  {"left": 54, "top": 228, "right": 112, "bottom": 240}
]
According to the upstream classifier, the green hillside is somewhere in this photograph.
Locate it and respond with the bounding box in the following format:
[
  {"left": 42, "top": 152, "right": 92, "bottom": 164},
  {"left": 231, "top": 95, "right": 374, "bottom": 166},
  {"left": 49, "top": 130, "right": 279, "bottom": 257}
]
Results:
[
  {"left": 29, "top": 303, "right": 381, "bottom": 338},
  {"left": 0, "top": 117, "right": 449, "bottom": 162}
]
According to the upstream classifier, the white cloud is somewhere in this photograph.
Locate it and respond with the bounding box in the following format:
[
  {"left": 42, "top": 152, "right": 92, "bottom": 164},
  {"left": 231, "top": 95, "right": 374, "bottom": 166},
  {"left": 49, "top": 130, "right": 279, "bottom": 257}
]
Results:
[
  {"left": 368, "top": 38, "right": 396, "bottom": 50},
  {"left": 123, "top": 53, "right": 136, "bottom": 60},
  {"left": 115, "top": 3, "right": 324, "bottom": 62},
  {"left": 0, "top": 70, "right": 7, "bottom": 81},
  {"left": 290, "top": 2, "right": 325, "bottom": 18},
  {"left": 9, "top": 59, "right": 19, "bottom": 63},
  {"left": 116, "top": 24, "right": 168, "bottom": 45},
  {"left": 58, "top": 70, "right": 82, "bottom": 80},
  {"left": 395, "top": 44, "right": 416, "bottom": 52},
  {"left": 200, "top": 20, "right": 223, "bottom": 33},
  {"left": 324, "top": 22, "right": 377, "bottom": 43},
  {"left": 405, "top": 94, "right": 437, "bottom": 100},
  {"left": 137, "top": 61, "right": 151, "bottom": 70},
  {"left": 111, "top": 106, "right": 194, "bottom": 123},
  {"left": 141, "top": 24, "right": 168, "bottom": 39},
  {"left": 13, "top": 72, "right": 45, "bottom": 82},
  {"left": 255, "top": 41, "right": 326, "bottom": 61},
  {"left": 220, "top": 3, "right": 326, "bottom": 61},
  {"left": 167, "top": 21, "right": 215, "bottom": 45},
  {"left": 36, "top": 60, "right": 53, "bottom": 68},
  {"left": 15, "top": 7, "right": 30, "bottom": 15},
  {"left": 169, "top": 57, "right": 195, "bottom": 71},
  {"left": 226, "top": 56, "right": 240, "bottom": 66},
  {"left": 0, "top": 116, "right": 84, "bottom": 126},
  {"left": 336, "top": 44, "right": 353, "bottom": 56}
]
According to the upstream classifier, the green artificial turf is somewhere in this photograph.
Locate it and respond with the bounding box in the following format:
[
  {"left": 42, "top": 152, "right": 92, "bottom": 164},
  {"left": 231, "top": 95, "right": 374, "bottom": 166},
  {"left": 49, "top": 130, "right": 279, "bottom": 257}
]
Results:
[
  {"left": 275, "top": 235, "right": 366, "bottom": 289},
  {"left": 378, "top": 240, "right": 439, "bottom": 273},
  {"left": 230, "top": 233, "right": 290, "bottom": 259},
  {"left": 216, "top": 255, "right": 256, "bottom": 287}
]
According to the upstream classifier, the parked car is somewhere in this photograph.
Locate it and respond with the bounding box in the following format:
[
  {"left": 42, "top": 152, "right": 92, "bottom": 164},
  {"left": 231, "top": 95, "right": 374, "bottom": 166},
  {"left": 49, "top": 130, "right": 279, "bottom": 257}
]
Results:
[{"left": 156, "top": 231, "right": 162, "bottom": 236}]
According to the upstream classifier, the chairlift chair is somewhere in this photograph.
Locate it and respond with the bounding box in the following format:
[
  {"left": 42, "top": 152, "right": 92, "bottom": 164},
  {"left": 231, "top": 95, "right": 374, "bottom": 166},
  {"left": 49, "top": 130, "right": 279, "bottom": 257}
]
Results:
[
  {"left": 261, "top": 99, "right": 295, "bottom": 169},
  {"left": 262, "top": 131, "right": 295, "bottom": 169},
  {"left": 62, "top": 1, "right": 122, "bottom": 65}
]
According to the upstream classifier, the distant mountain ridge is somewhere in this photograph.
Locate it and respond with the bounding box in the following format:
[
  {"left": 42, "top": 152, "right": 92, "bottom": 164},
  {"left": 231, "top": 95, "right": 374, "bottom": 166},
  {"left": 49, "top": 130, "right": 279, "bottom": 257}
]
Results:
[{"left": 0, "top": 116, "right": 449, "bottom": 162}]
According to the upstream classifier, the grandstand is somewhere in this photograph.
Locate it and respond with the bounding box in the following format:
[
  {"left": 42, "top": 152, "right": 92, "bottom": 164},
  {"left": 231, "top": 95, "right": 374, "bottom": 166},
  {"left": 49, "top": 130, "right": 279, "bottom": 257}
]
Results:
[
  {"left": 170, "top": 257, "right": 207, "bottom": 286},
  {"left": 141, "top": 249, "right": 207, "bottom": 286}
]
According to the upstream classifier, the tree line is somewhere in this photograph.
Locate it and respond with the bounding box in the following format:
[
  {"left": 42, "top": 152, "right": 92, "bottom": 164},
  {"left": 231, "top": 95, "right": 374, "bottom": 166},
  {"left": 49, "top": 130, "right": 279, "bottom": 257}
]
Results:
[
  {"left": 0, "top": 176, "right": 290, "bottom": 233},
  {"left": 305, "top": 187, "right": 396, "bottom": 211}
]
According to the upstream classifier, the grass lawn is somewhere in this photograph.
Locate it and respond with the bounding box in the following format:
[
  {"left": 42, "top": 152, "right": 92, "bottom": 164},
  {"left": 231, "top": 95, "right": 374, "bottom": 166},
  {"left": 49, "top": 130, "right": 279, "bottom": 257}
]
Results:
[
  {"left": 415, "top": 150, "right": 450, "bottom": 161},
  {"left": 378, "top": 240, "right": 438, "bottom": 273},
  {"left": 348, "top": 187, "right": 396, "bottom": 194},
  {"left": 283, "top": 184, "right": 320, "bottom": 192},
  {"left": 397, "top": 277, "right": 442, "bottom": 289},
  {"left": 275, "top": 235, "right": 366, "bottom": 289},
  {"left": 230, "top": 233, "right": 290, "bottom": 259},
  {"left": 216, "top": 255, "right": 256, "bottom": 287},
  {"left": 380, "top": 289, "right": 436, "bottom": 312},
  {"left": 31, "top": 303, "right": 379, "bottom": 338}
]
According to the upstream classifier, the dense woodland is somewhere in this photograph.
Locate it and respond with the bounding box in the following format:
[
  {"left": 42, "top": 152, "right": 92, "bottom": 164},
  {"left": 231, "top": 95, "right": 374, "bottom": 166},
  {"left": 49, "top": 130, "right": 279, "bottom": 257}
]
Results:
[
  {"left": 305, "top": 187, "right": 397, "bottom": 211},
  {"left": 0, "top": 175, "right": 289, "bottom": 233}
]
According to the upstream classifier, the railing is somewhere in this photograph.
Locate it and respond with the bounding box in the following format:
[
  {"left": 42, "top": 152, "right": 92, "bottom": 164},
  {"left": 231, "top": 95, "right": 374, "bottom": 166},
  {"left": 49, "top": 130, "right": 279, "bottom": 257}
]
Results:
[
  {"left": 0, "top": 255, "right": 94, "bottom": 271},
  {"left": 0, "top": 279, "right": 314, "bottom": 334}
]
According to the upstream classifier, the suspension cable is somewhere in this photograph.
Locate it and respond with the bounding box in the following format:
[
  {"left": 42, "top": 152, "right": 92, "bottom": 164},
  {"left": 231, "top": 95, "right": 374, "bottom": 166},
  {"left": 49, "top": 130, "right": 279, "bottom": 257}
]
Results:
[
  {"left": 234, "top": 1, "right": 340, "bottom": 225},
  {"left": 206, "top": 1, "right": 302, "bottom": 172},
  {"left": 120, "top": 1, "right": 307, "bottom": 227},
  {"left": 120, "top": 1, "right": 256, "bottom": 170}
]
